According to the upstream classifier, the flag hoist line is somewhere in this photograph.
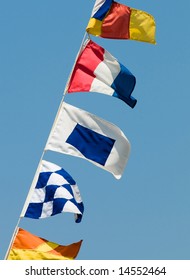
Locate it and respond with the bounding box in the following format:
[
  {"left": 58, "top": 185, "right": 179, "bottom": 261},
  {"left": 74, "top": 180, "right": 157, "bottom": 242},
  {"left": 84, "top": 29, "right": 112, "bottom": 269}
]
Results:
[
  {"left": 5, "top": 1, "right": 156, "bottom": 259},
  {"left": 4, "top": 32, "right": 90, "bottom": 260}
]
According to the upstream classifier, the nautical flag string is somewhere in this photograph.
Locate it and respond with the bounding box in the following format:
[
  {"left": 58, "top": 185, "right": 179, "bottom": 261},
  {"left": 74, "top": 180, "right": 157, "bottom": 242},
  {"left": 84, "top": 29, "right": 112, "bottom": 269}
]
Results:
[{"left": 5, "top": 1, "right": 157, "bottom": 261}]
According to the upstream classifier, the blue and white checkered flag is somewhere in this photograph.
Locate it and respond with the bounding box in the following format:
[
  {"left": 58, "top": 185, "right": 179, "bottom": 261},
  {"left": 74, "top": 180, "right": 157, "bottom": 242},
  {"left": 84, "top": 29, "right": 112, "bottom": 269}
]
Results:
[{"left": 22, "top": 160, "right": 84, "bottom": 223}]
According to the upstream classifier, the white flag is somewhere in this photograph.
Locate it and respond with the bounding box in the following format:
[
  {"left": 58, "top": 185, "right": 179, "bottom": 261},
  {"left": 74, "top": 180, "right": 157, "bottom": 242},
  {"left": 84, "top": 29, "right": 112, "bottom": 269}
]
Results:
[{"left": 45, "top": 102, "right": 130, "bottom": 179}]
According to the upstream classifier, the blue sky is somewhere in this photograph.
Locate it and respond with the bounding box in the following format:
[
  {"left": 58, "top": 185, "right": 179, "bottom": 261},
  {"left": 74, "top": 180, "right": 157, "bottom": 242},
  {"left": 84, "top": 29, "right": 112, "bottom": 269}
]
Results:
[{"left": 1, "top": 0, "right": 190, "bottom": 260}]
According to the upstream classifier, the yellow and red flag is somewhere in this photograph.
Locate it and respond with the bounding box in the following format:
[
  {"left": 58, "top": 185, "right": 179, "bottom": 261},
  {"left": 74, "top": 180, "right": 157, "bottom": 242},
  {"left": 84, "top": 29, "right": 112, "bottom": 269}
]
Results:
[
  {"left": 86, "top": 0, "right": 156, "bottom": 44},
  {"left": 7, "top": 228, "right": 82, "bottom": 260}
]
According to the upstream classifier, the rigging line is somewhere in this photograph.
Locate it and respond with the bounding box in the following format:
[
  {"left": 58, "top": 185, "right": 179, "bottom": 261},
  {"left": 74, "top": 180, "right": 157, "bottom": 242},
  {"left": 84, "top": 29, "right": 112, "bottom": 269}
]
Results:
[
  {"left": 44, "top": 31, "right": 89, "bottom": 150},
  {"left": 4, "top": 224, "right": 19, "bottom": 259},
  {"left": 4, "top": 31, "right": 88, "bottom": 260},
  {"left": 4, "top": 157, "right": 43, "bottom": 260}
]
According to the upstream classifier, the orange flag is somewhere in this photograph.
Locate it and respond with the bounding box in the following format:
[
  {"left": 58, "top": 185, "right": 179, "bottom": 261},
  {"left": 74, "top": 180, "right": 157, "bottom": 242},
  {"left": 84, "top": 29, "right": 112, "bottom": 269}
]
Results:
[{"left": 7, "top": 228, "right": 82, "bottom": 260}]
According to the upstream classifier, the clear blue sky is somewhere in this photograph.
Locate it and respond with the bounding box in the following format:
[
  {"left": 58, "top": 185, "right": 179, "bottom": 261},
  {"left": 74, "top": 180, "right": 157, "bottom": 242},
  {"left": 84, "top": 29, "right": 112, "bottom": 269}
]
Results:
[{"left": 1, "top": 0, "right": 190, "bottom": 260}]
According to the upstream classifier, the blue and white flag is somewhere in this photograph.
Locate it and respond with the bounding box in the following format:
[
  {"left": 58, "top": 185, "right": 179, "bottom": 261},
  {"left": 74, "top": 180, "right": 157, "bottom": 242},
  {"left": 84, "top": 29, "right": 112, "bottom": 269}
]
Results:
[
  {"left": 21, "top": 160, "right": 84, "bottom": 223},
  {"left": 45, "top": 102, "right": 130, "bottom": 179}
]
